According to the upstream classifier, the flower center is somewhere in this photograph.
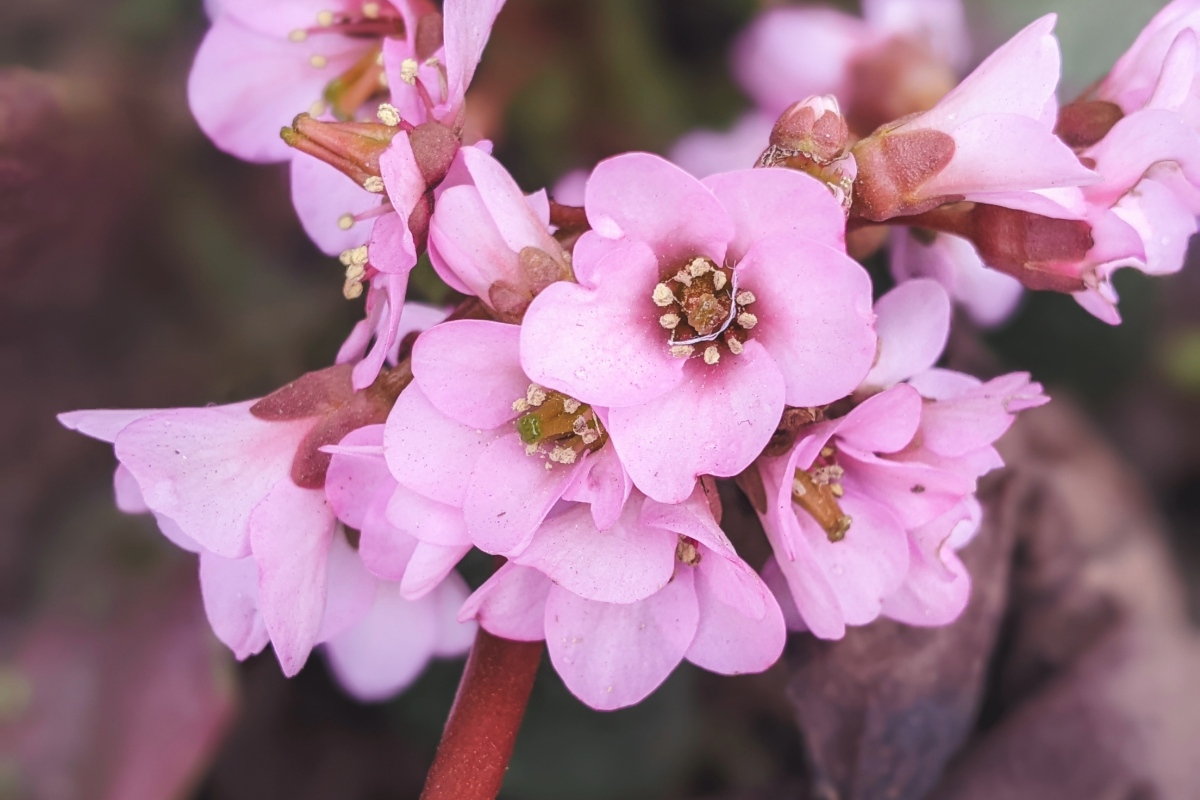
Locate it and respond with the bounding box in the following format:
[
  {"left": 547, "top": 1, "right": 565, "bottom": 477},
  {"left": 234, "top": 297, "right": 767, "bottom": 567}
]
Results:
[
  {"left": 512, "top": 384, "right": 607, "bottom": 469},
  {"left": 675, "top": 536, "right": 701, "bottom": 567},
  {"left": 652, "top": 257, "right": 757, "bottom": 365},
  {"left": 792, "top": 445, "right": 852, "bottom": 542}
]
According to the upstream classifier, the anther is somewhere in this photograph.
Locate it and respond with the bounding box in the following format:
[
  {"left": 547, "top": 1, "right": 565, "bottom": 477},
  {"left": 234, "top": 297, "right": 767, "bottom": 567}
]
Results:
[
  {"left": 309, "top": 100, "right": 326, "bottom": 116},
  {"left": 562, "top": 398, "right": 581, "bottom": 414},
  {"left": 703, "top": 345, "right": 720, "bottom": 365},
  {"left": 737, "top": 312, "right": 758, "bottom": 329},
  {"left": 337, "top": 214, "right": 355, "bottom": 230},
  {"left": 363, "top": 176, "right": 385, "bottom": 193},
  {"left": 675, "top": 537, "right": 702, "bottom": 567},
  {"left": 672, "top": 269, "right": 693, "bottom": 286},
  {"left": 362, "top": 1, "right": 380, "bottom": 18},
  {"left": 687, "top": 257, "right": 713, "bottom": 278},
  {"left": 317, "top": 10, "right": 335, "bottom": 26},
  {"left": 310, "top": 54, "right": 329, "bottom": 69},
  {"left": 549, "top": 446, "right": 578, "bottom": 465},
  {"left": 652, "top": 284, "right": 675, "bottom": 307},
  {"left": 712, "top": 271, "right": 728, "bottom": 291},
  {"left": 289, "top": 29, "right": 308, "bottom": 42},
  {"left": 376, "top": 103, "right": 401, "bottom": 126},
  {"left": 512, "top": 398, "right": 530, "bottom": 412},
  {"left": 526, "top": 384, "right": 547, "bottom": 407},
  {"left": 399, "top": 58, "right": 419, "bottom": 85},
  {"left": 670, "top": 345, "right": 694, "bottom": 359},
  {"left": 736, "top": 291, "right": 756, "bottom": 306},
  {"left": 726, "top": 336, "right": 744, "bottom": 355},
  {"left": 659, "top": 313, "right": 681, "bottom": 330}
]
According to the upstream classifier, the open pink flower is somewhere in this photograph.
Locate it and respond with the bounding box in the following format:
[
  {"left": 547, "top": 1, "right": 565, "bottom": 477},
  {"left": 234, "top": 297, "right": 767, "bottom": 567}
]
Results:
[
  {"left": 385, "top": 319, "right": 631, "bottom": 555},
  {"left": 459, "top": 488, "right": 785, "bottom": 710},
  {"left": 521, "top": 153, "right": 876, "bottom": 503},
  {"left": 428, "top": 147, "right": 571, "bottom": 320},
  {"left": 852, "top": 15, "right": 1097, "bottom": 222}
]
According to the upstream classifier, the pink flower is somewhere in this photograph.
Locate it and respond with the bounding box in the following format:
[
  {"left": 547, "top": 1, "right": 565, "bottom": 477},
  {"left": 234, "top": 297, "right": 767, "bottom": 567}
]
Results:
[
  {"left": 890, "top": 229, "right": 1024, "bottom": 328},
  {"left": 1098, "top": 0, "right": 1200, "bottom": 122},
  {"left": 733, "top": 0, "right": 968, "bottom": 134},
  {"left": 384, "top": 319, "right": 631, "bottom": 555},
  {"left": 337, "top": 299, "right": 447, "bottom": 393},
  {"left": 520, "top": 153, "right": 877, "bottom": 503},
  {"left": 428, "top": 147, "right": 571, "bottom": 320},
  {"left": 880, "top": 497, "right": 979, "bottom": 626},
  {"left": 852, "top": 15, "right": 1097, "bottom": 222},
  {"left": 459, "top": 488, "right": 785, "bottom": 710},
  {"left": 669, "top": 113, "right": 775, "bottom": 179}
]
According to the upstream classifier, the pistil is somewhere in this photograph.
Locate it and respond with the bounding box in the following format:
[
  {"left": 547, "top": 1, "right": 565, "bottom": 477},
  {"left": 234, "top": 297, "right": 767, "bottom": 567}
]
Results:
[{"left": 792, "top": 446, "right": 852, "bottom": 542}]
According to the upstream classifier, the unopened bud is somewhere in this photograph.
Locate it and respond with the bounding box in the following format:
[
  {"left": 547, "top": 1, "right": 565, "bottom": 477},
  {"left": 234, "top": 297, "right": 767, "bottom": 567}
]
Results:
[
  {"left": 850, "top": 127, "right": 956, "bottom": 221},
  {"left": 281, "top": 113, "right": 397, "bottom": 186},
  {"left": 759, "top": 96, "right": 858, "bottom": 210}
]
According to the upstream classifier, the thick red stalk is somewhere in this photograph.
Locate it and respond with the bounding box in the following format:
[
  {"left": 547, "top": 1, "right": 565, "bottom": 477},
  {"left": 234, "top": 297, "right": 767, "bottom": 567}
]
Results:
[{"left": 419, "top": 629, "right": 544, "bottom": 800}]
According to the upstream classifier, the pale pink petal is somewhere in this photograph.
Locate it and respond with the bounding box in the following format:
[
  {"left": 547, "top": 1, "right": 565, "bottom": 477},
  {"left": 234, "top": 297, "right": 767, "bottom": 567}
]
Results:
[
  {"left": 890, "top": 231, "right": 1024, "bottom": 329},
  {"left": 439, "top": 0, "right": 506, "bottom": 118},
  {"left": 463, "top": 434, "right": 589, "bottom": 554},
  {"left": 325, "top": 425, "right": 389, "bottom": 530},
  {"left": 520, "top": 240, "right": 682, "bottom": 407},
  {"left": 216, "top": 0, "right": 356, "bottom": 36},
  {"left": 429, "top": 573, "right": 477, "bottom": 656},
  {"left": 732, "top": 7, "right": 869, "bottom": 115},
  {"left": 429, "top": 185, "right": 522, "bottom": 297},
  {"left": 825, "top": 384, "right": 923, "bottom": 456},
  {"left": 113, "top": 465, "right": 149, "bottom": 514},
  {"left": 401, "top": 541, "right": 472, "bottom": 599},
  {"left": 881, "top": 540, "right": 970, "bottom": 626},
  {"left": 684, "top": 557, "right": 786, "bottom": 675},
  {"left": 199, "top": 552, "right": 270, "bottom": 661},
  {"left": 381, "top": 36, "right": 434, "bottom": 126},
  {"left": 560, "top": 445, "right": 633, "bottom": 531},
  {"left": 248, "top": 480, "right": 338, "bottom": 676},
  {"left": 290, "top": 154, "right": 378, "bottom": 256},
  {"left": 323, "top": 582, "right": 438, "bottom": 701},
  {"left": 761, "top": 503, "right": 846, "bottom": 639},
  {"left": 114, "top": 402, "right": 311, "bottom": 559},
  {"left": 512, "top": 497, "right": 677, "bottom": 604},
  {"left": 317, "top": 532, "right": 378, "bottom": 642},
  {"left": 459, "top": 563, "right": 551, "bottom": 641},
  {"left": 384, "top": 383, "right": 499, "bottom": 506},
  {"left": 58, "top": 408, "right": 161, "bottom": 442},
  {"left": 861, "top": 0, "right": 970, "bottom": 70},
  {"left": 703, "top": 168, "right": 847, "bottom": 261},
  {"left": 608, "top": 340, "right": 785, "bottom": 504},
  {"left": 154, "top": 513, "right": 205, "bottom": 554},
  {"left": 544, "top": 571, "right": 699, "bottom": 711},
  {"left": 862, "top": 279, "right": 951, "bottom": 391},
  {"left": 1088, "top": 109, "right": 1200, "bottom": 204},
  {"left": 669, "top": 113, "right": 775, "bottom": 179},
  {"left": 458, "top": 146, "right": 562, "bottom": 255},
  {"left": 377, "top": 133, "right": 425, "bottom": 263},
  {"left": 188, "top": 18, "right": 363, "bottom": 162},
  {"left": 1113, "top": 176, "right": 1197, "bottom": 276},
  {"left": 351, "top": 272, "right": 411, "bottom": 390},
  {"left": 412, "top": 320, "right": 527, "bottom": 429},
  {"left": 841, "top": 446, "right": 975, "bottom": 529},
  {"left": 584, "top": 153, "right": 732, "bottom": 267},
  {"left": 358, "top": 494, "right": 420, "bottom": 582},
  {"left": 760, "top": 556, "right": 808, "bottom": 631},
  {"left": 738, "top": 234, "right": 876, "bottom": 406}
]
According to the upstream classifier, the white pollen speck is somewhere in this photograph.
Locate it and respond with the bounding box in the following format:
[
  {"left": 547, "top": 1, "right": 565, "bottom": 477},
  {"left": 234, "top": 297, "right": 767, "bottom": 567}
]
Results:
[
  {"left": 525, "top": 443, "right": 540, "bottom": 456},
  {"left": 727, "top": 337, "right": 744, "bottom": 355},
  {"left": 736, "top": 290, "right": 756, "bottom": 306},
  {"left": 317, "top": 10, "right": 335, "bottom": 26},
  {"left": 289, "top": 29, "right": 308, "bottom": 42},
  {"left": 310, "top": 54, "right": 329, "bottom": 69},
  {"left": 659, "top": 313, "right": 680, "bottom": 329},
  {"left": 652, "top": 283, "right": 675, "bottom": 307},
  {"left": 399, "top": 58, "right": 419, "bottom": 85},
  {"left": 737, "top": 312, "right": 758, "bottom": 329},
  {"left": 343, "top": 279, "right": 364, "bottom": 300},
  {"left": 703, "top": 345, "right": 720, "bottom": 365},
  {"left": 337, "top": 214, "right": 355, "bottom": 230},
  {"left": 549, "top": 446, "right": 578, "bottom": 464},
  {"left": 562, "top": 398, "right": 581, "bottom": 413},
  {"left": 581, "top": 431, "right": 598, "bottom": 445},
  {"left": 712, "top": 271, "right": 728, "bottom": 290},
  {"left": 362, "top": 1, "right": 381, "bottom": 18},
  {"left": 544, "top": 462, "right": 553, "bottom": 470},
  {"left": 376, "top": 103, "right": 401, "bottom": 126},
  {"left": 670, "top": 345, "right": 694, "bottom": 359},
  {"left": 572, "top": 416, "right": 589, "bottom": 435},
  {"left": 363, "top": 176, "right": 385, "bottom": 193}
]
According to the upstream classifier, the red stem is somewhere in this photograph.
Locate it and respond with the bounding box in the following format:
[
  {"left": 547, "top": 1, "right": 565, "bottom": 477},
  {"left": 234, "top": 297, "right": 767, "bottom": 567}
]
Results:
[{"left": 419, "top": 629, "right": 544, "bottom": 800}]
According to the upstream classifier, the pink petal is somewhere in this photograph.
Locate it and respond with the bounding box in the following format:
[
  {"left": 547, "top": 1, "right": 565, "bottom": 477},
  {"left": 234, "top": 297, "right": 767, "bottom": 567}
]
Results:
[
  {"left": 544, "top": 572, "right": 699, "bottom": 711},
  {"left": 861, "top": 0, "right": 971, "bottom": 70},
  {"left": 323, "top": 581, "right": 438, "bottom": 702},
  {"left": 862, "top": 279, "right": 951, "bottom": 391},
  {"left": 114, "top": 402, "right": 311, "bottom": 559},
  {"left": 760, "top": 502, "right": 846, "bottom": 639},
  {"left": 684, "top": 556, "right": 785, "bottom": 675},
  {"left": 1113, "top": 175, "right": 1198, "bottom": 276},
  {"left": 216, "top": 0, "right": 356, "bottom": 35},
  {"left": 58, "top": 408, "right": 161, "bottom": 442},
  {"left": 351, "top": 272, "right": 410, "bottom": 390},
  {"left": 463, "top": 433, "right": 589, "bottom": 555},
  {"left": 881, "top": 542, "right": 970, "bottom": 627},
  {"left": 378, "top": 133, "right": 425, "bottom": 263},
  {"left": 358, "top": 492, "right": 421, "bottom": 582},
  {"left": 835, "top": 384, "right": 924, "bottom": 455},
  {"left": 608, "top": 340, "right": 785, "bottom": 503},
  {"left": 512, "top": 496, "right": 677, "bottom": 604},
  {"left": 429, "top": 185, "right": 523, "bottom": 298},
  {"left": 384, "top": 383, "right": 499, "bottom": 506},
  {"left": 290, "top": 154, "right": 378, "bottom": 256},
  {"left": 560, "top": 445, "right": 633, "bottom": 531},
  {"left": 325, "top": 425, "right": 389, "bottom": 530},
  {"left": 412, "top": 320, "right": 527, "bottom": 429},
  {"left": 458, "top": 146, "right": 561, "bottom": 255},
  {"left": 199, "top": 552, "right": 270, "bottom": 661},
  {"left": 113, "top": 465, "right": 149, "bottom": 514},
  {"left": 1088, "top": 109, "right": 1200, "bottom": 203},
  {"left": 316, "top": 532, "right": 378, "bottom": 642},
  {"left": 890, "top": 231, "right": 1024, "bottom": 329},
  {"left": 520, "top": 240, "right": 682, "bottom": 408},
  {"left": 703, "top": 168, "right": 847, "bottom": 262},
  {"left": 738, "top": 234, "right": 876, "bottom": 406},
  {"left": 188, "top": 18, "right": 363, "bottom": 162},
  {"left": 841, "top": 446, "right": 975, "bottom": 529},
  {"left": 401, "top": 541, "right": 472, "bottom": 600},
  {"left": 459, "top": 562, "right": 552, "bottom": 641},
  {"left": 429, "top": 573, "right": 477, "bottom": 656},
  {"left": 439, "top": 0, "right": 506, "bottom": 118},
  {"left": 248, "top": 480, "right": 338, "bottom": 676},
  {"left": 584, "top": 152, "right": 732, "bottom": 267}
]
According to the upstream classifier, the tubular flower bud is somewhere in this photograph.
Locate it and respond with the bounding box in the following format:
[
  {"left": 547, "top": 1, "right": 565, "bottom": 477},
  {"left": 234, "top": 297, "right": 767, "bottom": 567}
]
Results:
[
  {"left": 758, "top": 96, "right": 858, "bottom": 209},
  {"left": 281, "top": 113, "right": 399, "bottom": 187}
]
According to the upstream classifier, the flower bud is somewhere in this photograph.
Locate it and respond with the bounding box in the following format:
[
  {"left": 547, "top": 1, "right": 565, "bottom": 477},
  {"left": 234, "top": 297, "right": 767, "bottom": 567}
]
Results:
[
  {"left": 281, "top": 113, "right": 398, "bottom": 189},
  {"left": 758, "top": 96, "right": 858, "bottom": 210}
]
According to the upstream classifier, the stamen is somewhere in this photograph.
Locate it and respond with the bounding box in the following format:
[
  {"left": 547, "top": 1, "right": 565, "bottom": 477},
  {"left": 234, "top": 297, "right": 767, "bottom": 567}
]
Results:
[
  {"left": 362, "top": 2, "right": 381, "bottom": 18},
  {"left": 526, "top": 384, "right": 547, "bottom": 407},
  {"left": 726, "top": 336, "right": 744, "bottom": 355},
  {"left": 376, "top": 103, "right": 401, "bottom": 126},
  {"left": 548, "top": 446, "right": 577, "bottom": 465},
  {"left": 675, "top": 537, "right": 702, "bottom": 567},
  {"left": 652, "top": 283, "right": 675, "bottom": 307},
  {"left": 363, "top": 176, "right": 385, "bottom": 193},
  {"left": 310, "top": 55, "right": 329, "bottom": 69},
  {"left": 737, "top": 312, "right": 758, "bottom": 329},
  {"left": 562, "top": 398, "right": 581, "bottom": 414},
  {"left": 672, "top": 269, "right": 693, "bottom": 286},
  {"left": 736, "top": 290, "right": 756, "bottom": 306},
  {"left": 687, "top": 257, "right": 712, "bottom": 277},
  {"left": 399, "top": 58, "right": 419, "bottom": 85},
  {"left": 712, "top": 271, "right": 727, "bottom": 290},
  {"left": 791, "top": 447, "right": 852, "bottom": 542},
  {"left": 289, "top": 29, "right": 308, "bottom": 42},
  {"left": 670, "top": 345, "right": 694, "bottom": 359},
  {"left": 337, "top": 214, "right": 355, "bottom": 230},
  {"left": 703, "top": 345, "right": 720, "bottom": 365},
  {"left": 309, "top": 100, "right": 326, "bottom": 116},
  {"left": 659, "top": 313, "right": 680, "bottom": 330},
  {"left": 512, "top": 398, "right": 530, "bottom": 413},
  {"left": 512, "top": 388, "right": 608, "bottom": 465}
]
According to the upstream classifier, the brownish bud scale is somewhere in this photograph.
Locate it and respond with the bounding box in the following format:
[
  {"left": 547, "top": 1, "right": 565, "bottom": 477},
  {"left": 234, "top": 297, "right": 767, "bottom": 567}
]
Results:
[
  {"left": 844, "top": 38, "right": 957, "bottom": 136},
  {"left": 851, "top": 127, "right": 957, "bottom": 221},
  {"left": 409, "top": 121, "right": 460, "bottom": 186},
  {"left": 759, "top": 96, "right": 858, "bottom": 209},
  {"left": 281, "top": 113, "right": 398, "bottom": 187},
  {"left": 1055, "top": 100, "right": 1124, "bottom": 150}
]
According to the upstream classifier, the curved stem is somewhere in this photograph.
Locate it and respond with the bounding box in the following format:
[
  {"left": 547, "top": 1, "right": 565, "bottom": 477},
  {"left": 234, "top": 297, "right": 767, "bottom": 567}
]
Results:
[{"left": 419, "top": 629, "right": 544, "bottom": 800}]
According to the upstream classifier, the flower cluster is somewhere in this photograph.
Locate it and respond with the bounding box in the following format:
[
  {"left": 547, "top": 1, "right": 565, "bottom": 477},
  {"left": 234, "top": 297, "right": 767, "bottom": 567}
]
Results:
[{"left": 61, "top": 0, "right": 1199, "bottom": 709}]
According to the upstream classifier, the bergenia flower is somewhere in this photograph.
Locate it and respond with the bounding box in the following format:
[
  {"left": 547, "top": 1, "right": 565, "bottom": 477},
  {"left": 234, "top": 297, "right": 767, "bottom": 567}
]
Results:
[
  {"left": 385, "top": 319, "right": 630, "bottom": 555},
  {"left": 852, "top": 15, "right": 1097, "bottom": 222},
  {"left": 521, "top": 153, "right": 877, "bottom": 504},
  {"left": 459, "top": 488, "right": 785, "bottom": 710},
  {"left": 890, "top": 229, "right": 1024, "bottom": 328}
]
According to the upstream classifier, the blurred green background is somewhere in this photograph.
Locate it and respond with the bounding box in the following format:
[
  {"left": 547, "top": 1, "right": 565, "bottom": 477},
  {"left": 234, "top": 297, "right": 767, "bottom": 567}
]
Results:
[{"left": 2, "top": 1, "right": 1195, "bottom": 798}]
